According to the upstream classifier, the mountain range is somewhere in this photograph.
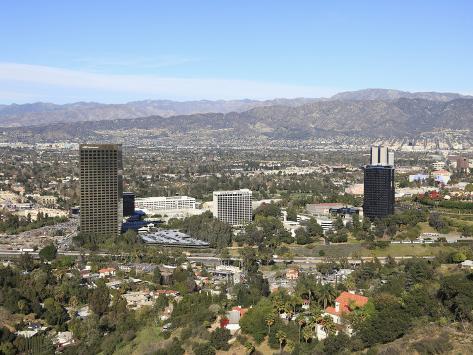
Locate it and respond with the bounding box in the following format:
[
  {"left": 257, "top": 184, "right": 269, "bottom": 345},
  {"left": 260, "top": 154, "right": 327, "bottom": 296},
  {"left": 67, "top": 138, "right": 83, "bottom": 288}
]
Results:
[
  {"left": 0, "top": 88, "right": 471, "bottom": 128},
  {"left": 1, "top": 89, "right": 473, "bottom": 140}
]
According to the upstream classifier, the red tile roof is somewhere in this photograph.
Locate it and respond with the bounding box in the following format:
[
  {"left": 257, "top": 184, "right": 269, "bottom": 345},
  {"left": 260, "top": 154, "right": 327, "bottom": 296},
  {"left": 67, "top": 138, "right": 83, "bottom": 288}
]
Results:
[
  {"left": 98, "top": 267, "right": 115, "bottom": 273},
  {"left": 326, "top": 292, "right": 368, "bottom": 316}
]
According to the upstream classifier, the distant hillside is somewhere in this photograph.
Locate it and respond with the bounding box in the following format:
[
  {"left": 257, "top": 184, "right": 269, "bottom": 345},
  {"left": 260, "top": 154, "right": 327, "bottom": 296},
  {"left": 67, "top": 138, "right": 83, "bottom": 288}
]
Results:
[
  {"left": 330, "top": 88, "right": 471, "bottom": 102},
  {"left": 0, "top": 88, "right": 470, "bottom": 128},
  {"left": 3, "top": 97, "right": 473, "bottom": 141},
  {"left": 0, "top": 98, "right": 320, "bottom": 127}
]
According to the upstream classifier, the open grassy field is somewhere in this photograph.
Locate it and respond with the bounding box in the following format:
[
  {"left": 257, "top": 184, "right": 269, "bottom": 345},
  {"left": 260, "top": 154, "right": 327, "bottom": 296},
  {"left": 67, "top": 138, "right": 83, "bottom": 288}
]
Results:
[{"left": 418, "top": 222, "right": 437, "bottom": 233}]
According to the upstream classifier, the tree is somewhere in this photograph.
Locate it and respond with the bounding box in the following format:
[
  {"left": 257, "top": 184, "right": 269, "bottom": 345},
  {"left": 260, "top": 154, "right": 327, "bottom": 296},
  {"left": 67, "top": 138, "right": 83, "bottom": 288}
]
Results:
[
  {"left": 305, "top": 218, "right": 323, "bottom": 238},
  {"left": 39, "top": 244, "right": 57, "bottom": 261},
  {"left": 428, "top": 212, "right": 447, "bottom": 232},
  {"left": 438, "top": 273, "right": 473, "bottom": 322},
  {"left": 275, "top": 330, "right": 287, "bottom": 354},
  {"left": 193, "top": 342, "right": 216, "bottom": 355},
  {"left": 179, "top": 211, "right": 232, "bottom": 248},
  {"left": 317, "top": 284, "right": 337, "bottom": 309},
  {"left": 240, "top": 298, "right": 274, "bottom": 343},
  {"left": 320, "top": 315, "right": 336, "bottom": 337},
  {"left": 18, "top": 252, "right": 34, "bottom": 272},
  {"left": 89, "top": 283, "right": 110, "bottom": 316},
  {"left": 404, "top": 258, "right": 434, "bottom": 288},
  {"left": 334, "top": 217, "right": 344, "bottom": 231},
  {"left": 209, "top": 328, "right": 231, "bottom": 351},
  {"left": 241, "top": 247, "right": 259, "bottom": 274},
  {"left": 244, "top": 341, "right": 255, "bottom": 354},
  {"left": 295, "top": 314, "right": 306, "bottom": 343},
  {"left": 254, "top": 202, "right": 281, "bottom": 218},
  {"left": 450, "top": 251, "right": 467, "bottom": 263},
  {"left": 153, "top": 267, "right": 162, "bottom": 285},
  {"left": 122, "top": 229, "right": 139, "bottom": 245},
  {"left": 286, "top": 207, "right": 298, "bottom": 222},
  {"left": 324, "top": 332, "right": 351, "bottom": 355},
  {"left": 43, "top": 298, "right": 68, "bottom": 328},
  {"left": 302, "top": 325, "right": 313, "bottom": 343},
  {"left": 358, "top": 303, "right": 411, "bottom": 347},
  {"left": 295, "top": 228, "right": 312, "bottom": 245},
  {"left": 265, "top": 314, "right": 275, "bottom": 336}
]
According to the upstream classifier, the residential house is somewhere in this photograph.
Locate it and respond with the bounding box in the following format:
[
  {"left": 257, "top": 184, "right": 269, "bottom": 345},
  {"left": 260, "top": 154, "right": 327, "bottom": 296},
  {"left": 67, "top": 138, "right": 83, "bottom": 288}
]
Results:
[
  {"left": 317, "top": 291, "right": 369, "bottom": 340},
  {"left": 223, "top": 306, "right": 248, "bottom": 333},
  {"left": 286, "top": 268, "right": 299, "bottom": 280},
  {"left": 98, "top": 267, "right": 116, "bottom": 278}
]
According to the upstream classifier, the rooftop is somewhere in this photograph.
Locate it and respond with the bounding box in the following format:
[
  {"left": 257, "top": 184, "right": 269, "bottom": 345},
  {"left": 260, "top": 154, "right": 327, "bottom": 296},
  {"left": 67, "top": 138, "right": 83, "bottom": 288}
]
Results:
[
  {"left": 326, "top": 291, "right": 369, "bottom": 317},
  {"left": 141, "top": 229, "right": 210, "bottom": 248}
]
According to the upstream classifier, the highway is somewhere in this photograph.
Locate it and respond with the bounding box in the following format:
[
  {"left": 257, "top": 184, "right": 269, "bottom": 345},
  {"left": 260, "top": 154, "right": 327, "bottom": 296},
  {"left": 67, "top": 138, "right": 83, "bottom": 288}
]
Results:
[{"left": 0, "top": 249, "right": 436, "bottom": 265}]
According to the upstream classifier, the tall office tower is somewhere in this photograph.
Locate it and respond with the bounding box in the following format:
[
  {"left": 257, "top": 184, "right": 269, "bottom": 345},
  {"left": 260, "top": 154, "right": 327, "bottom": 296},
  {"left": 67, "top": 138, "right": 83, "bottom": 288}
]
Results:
[
  {"left": 213, "top": 189, "right": 252, "bottom": 227},
  {"left": 123, "top": 192, "right": 135, "bottom": 217},
  {"left": 80, "top": 144, "right": 123, "bottom": 238},
  {"left": 364, "top": 146, "right": 395, "bottom": 219}
]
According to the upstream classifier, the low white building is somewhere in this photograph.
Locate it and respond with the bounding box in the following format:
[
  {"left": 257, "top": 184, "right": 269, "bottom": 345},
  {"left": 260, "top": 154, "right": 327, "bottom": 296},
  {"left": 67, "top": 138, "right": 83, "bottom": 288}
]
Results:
[{"left": 136, "top": 196, "right": 196, "bottom": 212}]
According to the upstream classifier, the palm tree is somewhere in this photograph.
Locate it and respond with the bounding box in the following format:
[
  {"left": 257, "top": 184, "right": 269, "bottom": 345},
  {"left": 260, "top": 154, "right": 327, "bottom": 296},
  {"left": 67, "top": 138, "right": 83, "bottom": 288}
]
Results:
[
  {"left": 244, "top": 341, "right": 255, "bottom": 354},
  {"left": 272, "top": 296, "right": 284, "bottom": 314},
  {"left": 306, "top": 306, "right": 323, "bottom": 338},
  {"left": 265, "top": 314, "right": 275, "bottom": 336},
  {"left": 320, "top": 315, "right": 337, "bottom": 337},
  {"left": 284, "top": 302, "right": 293, "bottom": 321},
  {"left": 302, "top": 326, "right": 312, "bottom": 343},
  {"left": 290, "top": 294, "right": 302, "bottom": 315},
  {"left": 275, "top": 330, "right": 287, "bottom": 354},
  {"left": 317, "top": 283, "right": 337, "bottom": 309},
  {"left": 295, "top": 314, "right": 306, "bottom": 343}
]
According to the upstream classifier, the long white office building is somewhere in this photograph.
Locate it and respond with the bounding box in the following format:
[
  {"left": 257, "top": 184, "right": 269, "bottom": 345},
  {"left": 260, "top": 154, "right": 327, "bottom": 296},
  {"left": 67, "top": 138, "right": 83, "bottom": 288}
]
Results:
[
  {"left": 135, "top": 196, "right": 196, "bottom": 214},
  {"left": 213, "top": 189, "right": 252, "bottom": 227}
]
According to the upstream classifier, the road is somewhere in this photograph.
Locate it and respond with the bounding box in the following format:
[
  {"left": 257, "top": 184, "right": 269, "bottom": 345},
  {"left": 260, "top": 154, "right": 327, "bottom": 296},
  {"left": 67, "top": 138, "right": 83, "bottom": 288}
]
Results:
[{"left": 0, "top": 249, "right": 436, "bottom": 265}]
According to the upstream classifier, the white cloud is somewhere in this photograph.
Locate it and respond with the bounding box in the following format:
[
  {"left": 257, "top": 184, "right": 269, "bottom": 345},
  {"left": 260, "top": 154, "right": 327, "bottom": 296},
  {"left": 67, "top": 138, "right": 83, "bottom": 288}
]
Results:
[
  {"left": 0, "top": 62, "right": 336, "bottom": 103},
  {"left": 71, "top": 55, "right": 201, "bottom": 70}
]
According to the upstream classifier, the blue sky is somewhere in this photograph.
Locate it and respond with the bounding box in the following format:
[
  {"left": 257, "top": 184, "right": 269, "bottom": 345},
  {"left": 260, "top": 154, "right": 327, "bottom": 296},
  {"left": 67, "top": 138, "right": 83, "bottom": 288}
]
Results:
[{"left": 0, "top": 0, "right": 472, "bottom": 104}]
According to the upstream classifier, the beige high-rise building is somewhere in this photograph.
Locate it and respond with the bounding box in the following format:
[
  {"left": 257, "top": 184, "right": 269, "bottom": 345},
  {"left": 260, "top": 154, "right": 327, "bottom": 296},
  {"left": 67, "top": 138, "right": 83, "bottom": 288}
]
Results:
[
  {"left": 370, "top": 145, "right": 394, "bottom": 166},
  {"left": 213, "top": 189, "right": 252, "bottom": 227},
  {"left": 79, "top": 144, "right": 123, "bottom": 239}
]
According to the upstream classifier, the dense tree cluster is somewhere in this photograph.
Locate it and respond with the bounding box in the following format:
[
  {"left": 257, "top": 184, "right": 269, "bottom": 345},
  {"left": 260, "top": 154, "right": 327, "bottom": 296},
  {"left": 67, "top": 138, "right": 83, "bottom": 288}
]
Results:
[
  {"left": 0, "top": 210, "right": 67, "bottom": 235},
  {"left": 167, "top": 211, "right": 232, "bottom": 249}
]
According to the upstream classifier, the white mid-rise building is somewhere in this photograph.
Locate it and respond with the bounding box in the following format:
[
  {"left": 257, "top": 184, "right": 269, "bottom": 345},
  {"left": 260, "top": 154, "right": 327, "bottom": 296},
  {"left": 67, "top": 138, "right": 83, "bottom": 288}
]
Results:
[
  {"left": 316, "top": 218, "right": 334, "bottom": 234},
  {"left": 135, "top": 196, "right": 196, "bottom": 215},
  {"left": 213, "top": 189, "right": 252, "bottom": 227}
]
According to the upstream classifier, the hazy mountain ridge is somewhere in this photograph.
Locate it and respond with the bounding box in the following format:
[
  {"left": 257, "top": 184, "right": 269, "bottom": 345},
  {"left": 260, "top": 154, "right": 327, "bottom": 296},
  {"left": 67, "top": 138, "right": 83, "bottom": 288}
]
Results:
[
  {"left": 2, "top": 97, "right": 473, "bottom": 140},
  {"left": 330, "top": 88, "right": 471, "bottom": 101},
  {"left": 0, "top": 89, "right": 471, "bottom": 128},
  {"left": 0, "top": 98, "right": 321, "bottom": 127}
]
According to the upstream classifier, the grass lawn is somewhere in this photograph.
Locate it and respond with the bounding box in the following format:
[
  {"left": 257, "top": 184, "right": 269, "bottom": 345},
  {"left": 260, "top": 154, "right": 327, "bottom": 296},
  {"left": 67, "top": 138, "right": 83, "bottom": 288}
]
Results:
[
  {"left": 359, "top": 244, "right": 456, "bottom": 257},
  {"left": 290, "top": 243, "right": 363, "bottom": 257},
  {"left": 418, "top": 222, "right": 437, "bottom": 233},
  {"left": 113, "top": 324, "right": 163, "bottom": 355},
  {"left": 289, "top": 241, "right": 456, "bottom": 258}
]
